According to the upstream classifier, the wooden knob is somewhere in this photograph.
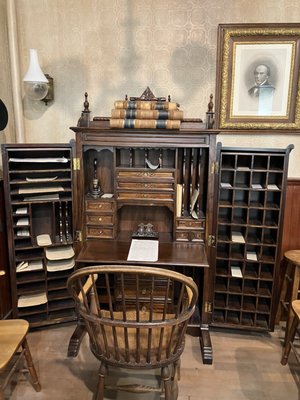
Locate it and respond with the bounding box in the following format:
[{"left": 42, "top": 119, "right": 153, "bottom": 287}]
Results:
[
  {"left": 98, "top": 217, "right": 102, "bottom": 222},
  {"left": 0, "top": 270, "right": 5, "bottom": 276},
  {"left": 98, "top": 204, "right": 102, "bottom": 208}
]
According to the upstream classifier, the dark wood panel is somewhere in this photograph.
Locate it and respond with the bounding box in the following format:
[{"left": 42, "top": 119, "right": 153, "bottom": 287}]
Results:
[
  {"left": 281, "top": 179, "right": 300, "bottom": 256},
  {"left": 0, "top": 179, "right": 11, "bottom": 319}
]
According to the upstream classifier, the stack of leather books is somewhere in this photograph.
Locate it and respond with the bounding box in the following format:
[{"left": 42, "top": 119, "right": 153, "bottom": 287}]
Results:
[{"left": 109, "top": 89, "right": 184, "bottom": 129}]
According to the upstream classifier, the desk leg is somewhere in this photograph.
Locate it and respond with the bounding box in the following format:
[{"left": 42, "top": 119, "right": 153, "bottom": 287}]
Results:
[
  {"left": 199, "top": 324, "right": 213, "bottom": 364},
  {"left": 187, "top": 323, "right": 212, "bottom": 364},
  {"left": 67, "top": 319, "right": 86, "bottom": 357}
]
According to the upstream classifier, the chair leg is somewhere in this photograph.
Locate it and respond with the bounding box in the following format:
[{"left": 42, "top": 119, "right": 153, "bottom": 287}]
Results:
[
  {"left": 281, "top": 314, "right": 299, "bottom": 365},
  {"left": 22, "top": 338, "right": 41, "bottom": 392},
  {"left": 162, "top": 366, "right": 173, "bottom": 400},
  {"left": 95, "top": 362, "right": 106, "bottom": 400},
  {"left": 173, "top": 359, "right": 181, "bottom": 381}
]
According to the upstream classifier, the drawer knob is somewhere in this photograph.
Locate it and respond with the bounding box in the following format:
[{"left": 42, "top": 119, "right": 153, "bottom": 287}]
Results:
[
  {"left": 98, "top": 204, "right": 102, "bottom": 208},
  {"left": 98, "top": 217, "right": 102, "bottom": 222},
  {"left": 141, "top": 288, "right": 147, "bottom": 295}
]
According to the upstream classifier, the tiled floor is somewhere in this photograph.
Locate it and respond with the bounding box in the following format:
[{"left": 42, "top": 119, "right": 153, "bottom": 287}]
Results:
[{"left": 3, "top": 323, "right": 299, "bottom": 399}]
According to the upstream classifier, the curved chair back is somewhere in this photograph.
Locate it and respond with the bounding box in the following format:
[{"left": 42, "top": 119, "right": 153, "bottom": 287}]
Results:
[{"left": 67, "top": 265, "right": 198, "bottom": 369}]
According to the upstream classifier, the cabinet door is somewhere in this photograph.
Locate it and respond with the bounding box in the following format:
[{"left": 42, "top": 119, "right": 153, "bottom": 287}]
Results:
[
  {"left": 0, "top": 180, "right": 11, "bottom": 318},
  {"left": 1, "top": 144, "right": 76, "bottom": 327},
  {"left": 212, "top": 144, "right": 293, "bottom": 331}
]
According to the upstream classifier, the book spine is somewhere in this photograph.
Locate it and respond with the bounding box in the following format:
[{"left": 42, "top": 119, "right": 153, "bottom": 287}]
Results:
[
  {"left": 114, "top": 100, "right": 179, "bottom": 110},
  {"left": 109, "top": 119, "right": 181, "bottom": 130},
  {"left": 111, "top": 109, "right": 183, "bottom": 120}
]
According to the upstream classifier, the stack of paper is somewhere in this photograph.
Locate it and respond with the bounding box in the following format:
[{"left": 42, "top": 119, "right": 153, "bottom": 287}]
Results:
[
  {"left": 18, "top": 185, "right": 64, "bottom": 194},
  {"left": 231, "top": 231, "right": 245, "bottom": 243},
  {"left": 127, "top": 239, "right": 159, "bottom": 262},
  {"left": 16, "top": 207, "right": 28, "bottom": 214},
  {"left": 220, "top": 182, "right": 232, "bottom": 188},
  {"left": 23, "top": 193, "right": 60, "bottom": 201},
  {"left": 267, "top": 184, "right": 279, "bottom": 190},
  {"left": 47, "top": 258, "right": 75, "bottom": 272},
  {"left": 231, "top": 266, "right": 243, "bottom": 278},
  {"left": 9, "top": 157, "right": 68, "bottom": 163},
  {"left": 247, "top": 251, "right": 258, "bottom": 261},
  {"left": 46, "top": 245, "right": 74, "bottom": 260},
  {"left": 18, "top": 292, "right": 47, "bottom": 307},
  {"left": 36, "top": 234, "right": 52, "bottom": 246},
  {"left": 16, "top": 218, "right": 29, "bottom": 226},
  {"left": 26, "top": 176, "right": 58, "bottom": 182},
  {"left": 16, "top": 260, "right": 43, "bottom": 272},
  {"left": 17, "top": 228, "right": 30, "bottom": 237}
]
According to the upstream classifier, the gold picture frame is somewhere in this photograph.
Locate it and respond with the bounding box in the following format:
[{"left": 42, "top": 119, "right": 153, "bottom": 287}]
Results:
[{"left": 215, "top": 23, "right": 300, "bottom": 131}]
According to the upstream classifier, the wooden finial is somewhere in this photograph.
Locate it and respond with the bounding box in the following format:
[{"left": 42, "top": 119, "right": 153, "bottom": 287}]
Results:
[
  {"left": 83, "top": 92, "right": 90, "bottom": 112},
  {"left": 208, "top": 94, "right": 214, "bottom": 112}
]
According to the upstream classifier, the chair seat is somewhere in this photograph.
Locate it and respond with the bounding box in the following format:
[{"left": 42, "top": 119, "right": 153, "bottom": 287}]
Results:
[
  {"left": 292, "top": 300, "right": 300, "bottom": 317},
  {"left": 0, "top": 319, "right": 29, "bottom": 371},
  {"left": 284, "top": 250, "right": 300, "bottom": 266}
]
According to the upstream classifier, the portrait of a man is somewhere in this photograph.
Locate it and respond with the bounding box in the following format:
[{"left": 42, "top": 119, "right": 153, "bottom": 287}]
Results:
[{"left": 248, "top": 64, "right": 275, "bottom": 98}]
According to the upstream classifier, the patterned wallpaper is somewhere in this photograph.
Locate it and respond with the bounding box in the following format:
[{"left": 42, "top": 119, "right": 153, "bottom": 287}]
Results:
[
  {"left": 0, "top": 0, "right": 15, "bottom": 157},
  {"left": 2, "top": 0, "right": 300, "bottom": 174}
]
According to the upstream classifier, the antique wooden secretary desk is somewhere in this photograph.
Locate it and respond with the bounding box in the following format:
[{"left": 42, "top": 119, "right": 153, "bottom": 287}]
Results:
[{"left": 68, "top": 111, "right": 219, "bottom": 365}]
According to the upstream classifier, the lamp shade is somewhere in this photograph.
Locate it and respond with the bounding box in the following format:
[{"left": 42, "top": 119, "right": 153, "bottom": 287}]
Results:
[
  {"left": 23, "top": 49, "right": 49, "bottom": 101},
  {"left": 23, "top": 49, "right": 48, "bottom": 83}
]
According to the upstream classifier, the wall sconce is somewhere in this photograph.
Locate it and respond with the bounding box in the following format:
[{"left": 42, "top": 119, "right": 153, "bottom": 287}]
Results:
[{"left": 23, "top": 49, "right": 54, "bottom": 105}]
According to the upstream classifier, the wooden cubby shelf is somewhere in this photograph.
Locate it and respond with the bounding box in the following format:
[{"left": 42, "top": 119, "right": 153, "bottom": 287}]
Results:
[
  {"left": 1, "top": 144, "right": 76, "bottom": 327},
  {"left": 212, "top": 144, "right": 293, "bottom": 331}
]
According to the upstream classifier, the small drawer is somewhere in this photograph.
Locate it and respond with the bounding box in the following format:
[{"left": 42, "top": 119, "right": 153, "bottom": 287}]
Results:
[
  {"left": 116, "top": 181, "right": 174, "bottom": 191},
  {"left": 117, "top": 192, "right": 174, "bottom": 201},
  {"left": 176, "top": 218, "right": 205, "bottom": 230},
  {"left": 175, "top": 231, "right": 189, "bottom": 241},
  {"left": 175, "top": 230, "right": 205, "bottom": 242},
  {"left": 86, "top": 214, "right": 114, "bottom": 226},
  {"left": 86, "top": 227, "right": 114, "bottom": 239},
  {"left": 191, "top": 231, "right": 205, "bottom": 242},
  {"left": 86, "top": 200, "right": 114, "bottom": 212},
  {"left": 116, "top": 169, "right": 175, "bottom": 181}
]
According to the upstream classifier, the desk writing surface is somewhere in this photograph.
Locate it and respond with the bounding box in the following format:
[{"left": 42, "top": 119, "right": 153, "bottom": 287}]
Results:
[{"left": 76, "top": 239, "right": 209, "bottom": 268}]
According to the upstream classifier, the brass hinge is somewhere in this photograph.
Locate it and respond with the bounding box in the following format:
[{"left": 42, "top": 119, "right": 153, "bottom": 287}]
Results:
[
  {"left": 210, "top": 161, "right": 219, "bottom": 174},
  {"left": 205, "top": 301, "right": 212, "bottom": 313},
  {"left": 73, "top": 158, "right": 80, "bottom": 170},
  {"left": 75, "top": 230, "right": 82, "bottom": 242},
  {"left": 207, "top": 234, "right": 215, "bottom": 247}
]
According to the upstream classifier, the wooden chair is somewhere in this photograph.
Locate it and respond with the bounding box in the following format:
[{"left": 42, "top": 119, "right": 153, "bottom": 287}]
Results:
[
  {"left": 276, "top": 250, "right": 300, "bottom": 346},
  {"left": 281, "top": 300, "right": 300, "bottom": 365},
  {"left": 67, "top": 265, "right": 198, "bottom": 400},
  {"left": 0, "top": 319, "right": 41, "bottom": 399}
]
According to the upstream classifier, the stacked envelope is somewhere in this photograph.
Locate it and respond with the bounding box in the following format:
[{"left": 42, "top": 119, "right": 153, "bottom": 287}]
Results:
[{"left": 46, "top": 245, "right": 75, "bottom": 272}]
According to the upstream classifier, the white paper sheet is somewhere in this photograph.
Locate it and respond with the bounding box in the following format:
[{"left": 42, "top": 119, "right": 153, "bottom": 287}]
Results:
[
  {"left": 9, "top": 157, "right": 68, "bottom": 163},
  {"left": 231, "top": 266, "right": 243, "bottom": 278},
  {"left": 231, "top": 231, "right": 245, "bottom": 243},
  {"left": 127, "top": 239, "right": 159, "bottom": 262}
]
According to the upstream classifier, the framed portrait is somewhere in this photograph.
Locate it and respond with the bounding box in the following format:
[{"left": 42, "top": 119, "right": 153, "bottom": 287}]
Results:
[{"left": 215, "top": 24, "right": 300, "bottom": 131}]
